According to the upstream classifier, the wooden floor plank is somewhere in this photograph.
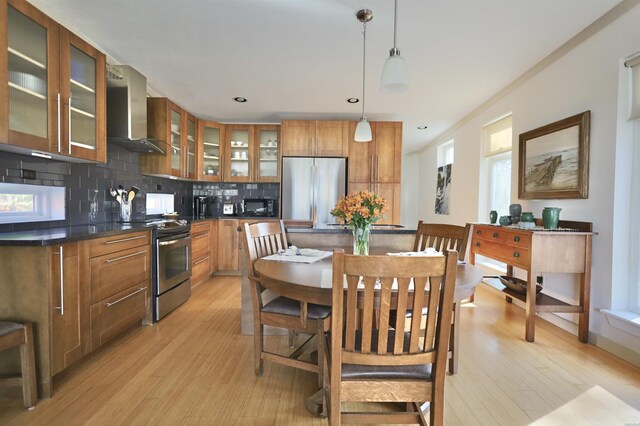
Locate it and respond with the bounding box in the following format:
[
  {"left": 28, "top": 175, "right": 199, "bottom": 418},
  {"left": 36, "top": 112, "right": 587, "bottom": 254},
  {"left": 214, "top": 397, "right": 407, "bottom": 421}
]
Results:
[{"left": 2, "top": 276, "right": 640, "bottom": 425}]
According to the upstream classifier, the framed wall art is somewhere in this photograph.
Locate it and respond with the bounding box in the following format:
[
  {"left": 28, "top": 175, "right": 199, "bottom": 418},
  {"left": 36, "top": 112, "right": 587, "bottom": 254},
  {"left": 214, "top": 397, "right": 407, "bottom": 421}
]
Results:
[{"left": 518, "top": 110, "right": 590, "bottom": 199}]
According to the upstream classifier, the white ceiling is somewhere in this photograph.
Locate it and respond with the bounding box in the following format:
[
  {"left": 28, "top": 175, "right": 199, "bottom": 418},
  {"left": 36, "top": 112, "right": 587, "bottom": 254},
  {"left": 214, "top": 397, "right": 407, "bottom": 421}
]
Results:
[{"left": 32, "top": 0, "right": 621, "bottom": 153}]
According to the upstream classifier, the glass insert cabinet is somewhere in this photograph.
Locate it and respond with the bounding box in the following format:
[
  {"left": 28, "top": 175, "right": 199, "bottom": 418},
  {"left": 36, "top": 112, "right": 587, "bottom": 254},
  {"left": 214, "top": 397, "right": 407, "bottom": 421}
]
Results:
[
  {"left": 224, "top": 124, "right": 252, "bottom": 182},
  {"left": 2, "top": 0, "right": 106, "bottom": 162},
  {"left": 198, "top": 120, "right": 224, "bottom": 182},
  {"left": 254, "top": 125, "right": 279, "bottom": 182}
]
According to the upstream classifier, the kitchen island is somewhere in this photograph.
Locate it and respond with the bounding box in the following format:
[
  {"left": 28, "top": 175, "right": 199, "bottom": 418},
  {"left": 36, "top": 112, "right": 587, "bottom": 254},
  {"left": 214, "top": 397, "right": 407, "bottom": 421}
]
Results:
[{"left": 240, "top": 225, "right": 415, "bottom": 335}]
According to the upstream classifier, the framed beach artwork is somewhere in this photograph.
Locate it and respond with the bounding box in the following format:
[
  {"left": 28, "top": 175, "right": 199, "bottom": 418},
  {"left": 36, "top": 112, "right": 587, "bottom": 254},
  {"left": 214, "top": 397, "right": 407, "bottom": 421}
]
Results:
[{"left": 518, "top": 110, "right": 590, "bottom": 199}]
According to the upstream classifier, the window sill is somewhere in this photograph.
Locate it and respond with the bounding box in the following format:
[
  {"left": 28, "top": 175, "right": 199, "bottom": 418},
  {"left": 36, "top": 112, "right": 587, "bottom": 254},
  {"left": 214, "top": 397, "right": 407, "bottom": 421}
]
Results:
[{"left": 600, "top": 309, "right": 640, "bottom": 338}]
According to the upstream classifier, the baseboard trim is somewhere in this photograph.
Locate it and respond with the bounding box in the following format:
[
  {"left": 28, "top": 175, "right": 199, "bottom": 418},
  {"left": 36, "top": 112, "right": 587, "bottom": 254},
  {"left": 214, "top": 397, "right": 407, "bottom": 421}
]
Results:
[{"left": 590, "top": 333, "right": 640, "bottom": 369}]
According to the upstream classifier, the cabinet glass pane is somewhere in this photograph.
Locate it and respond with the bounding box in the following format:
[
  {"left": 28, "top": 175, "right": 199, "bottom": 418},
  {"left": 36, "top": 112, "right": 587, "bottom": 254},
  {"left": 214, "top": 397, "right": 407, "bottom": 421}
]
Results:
[
  {"left": 203, "top": 126, "right": 220, "bottom": 177},
  {"left": 170, "top": 110, "right": 181, "bottom": 171},
  {"left": 229, "top": 129, "right": 249, "bottom": 177},
  {"left": 258, "top": 129, "right": 278, "bottom": 177},
  {"left": 69, "top": 46, "right": 96, "bottom": 149},
  {"left": 187, "top": 119, "right": 196, "bottom": 175},
  {"left": 7, "top": 6, "right": 48, "bottom": 139}
]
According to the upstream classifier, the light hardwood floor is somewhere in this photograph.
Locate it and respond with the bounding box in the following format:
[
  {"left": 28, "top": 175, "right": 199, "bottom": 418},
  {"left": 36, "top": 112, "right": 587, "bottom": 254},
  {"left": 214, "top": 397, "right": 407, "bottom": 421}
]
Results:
[{"left": 2, "top": 276, "right": 640, "bottom": 425}]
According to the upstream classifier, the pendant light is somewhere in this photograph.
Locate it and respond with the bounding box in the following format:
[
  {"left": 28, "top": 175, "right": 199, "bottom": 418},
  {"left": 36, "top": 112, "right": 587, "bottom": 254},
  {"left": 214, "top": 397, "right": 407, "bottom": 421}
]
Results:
[
  {"left": 380, "top": 0, "right": 408, "bottom": 93},
  {"left": 354, "top": 9, "right": 373, "bottom": 142}
]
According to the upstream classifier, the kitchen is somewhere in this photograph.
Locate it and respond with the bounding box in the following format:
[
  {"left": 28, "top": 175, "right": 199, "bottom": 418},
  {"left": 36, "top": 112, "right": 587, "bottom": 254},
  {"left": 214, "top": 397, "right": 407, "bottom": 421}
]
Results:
[{"left": 0, "top": 2, "right": 638, "bottom": 424}]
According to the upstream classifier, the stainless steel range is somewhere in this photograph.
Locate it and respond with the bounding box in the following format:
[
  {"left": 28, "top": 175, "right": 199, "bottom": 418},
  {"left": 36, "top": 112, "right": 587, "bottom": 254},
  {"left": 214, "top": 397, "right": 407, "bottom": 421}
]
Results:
[{"left": 150, "top": 219, "right": 192, "bottom": 321}]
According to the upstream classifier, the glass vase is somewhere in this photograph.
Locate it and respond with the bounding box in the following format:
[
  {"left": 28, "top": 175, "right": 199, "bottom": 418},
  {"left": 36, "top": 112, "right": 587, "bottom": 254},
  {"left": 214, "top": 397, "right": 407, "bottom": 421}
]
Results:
[{"left": 352, "top": 224, "right": 371, "bottom": 256}]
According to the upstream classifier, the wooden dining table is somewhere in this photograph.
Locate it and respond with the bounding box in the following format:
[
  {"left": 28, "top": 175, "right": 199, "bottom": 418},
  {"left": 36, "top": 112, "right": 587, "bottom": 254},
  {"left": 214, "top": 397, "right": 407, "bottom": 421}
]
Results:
[
  {"left": 254, "top": 248, "right": 483, "bottom": 416},
  {"left": 254, "top": 248, "right": 483, "bottom": 372}
]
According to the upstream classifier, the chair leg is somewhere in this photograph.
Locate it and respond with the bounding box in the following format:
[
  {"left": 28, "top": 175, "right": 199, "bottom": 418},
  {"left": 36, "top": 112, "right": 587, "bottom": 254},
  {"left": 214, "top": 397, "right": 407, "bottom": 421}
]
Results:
[
  {"left": 316, "top": 320, "right": 324, "bottom": 389},
  {"left": 288, "top": 329, "right": 296, "bottom": 349},
  {"left": 449, "top": 302, "right": 460, "bottom": 375},
  {"left": 430, "top": 397, "right": 444, "bottom": 426},
  {"left": 254, "top": 323, "right": 264, "bottom": 376},
  {"left": 20, "top": 324, "right": 37, "bottom": 409}
]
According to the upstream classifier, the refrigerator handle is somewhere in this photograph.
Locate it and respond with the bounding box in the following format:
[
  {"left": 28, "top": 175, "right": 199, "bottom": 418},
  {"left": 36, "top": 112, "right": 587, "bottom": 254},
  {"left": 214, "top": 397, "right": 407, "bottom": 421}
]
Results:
[{"left": 311, "top": 162, "right": 317, "bottom": 225}]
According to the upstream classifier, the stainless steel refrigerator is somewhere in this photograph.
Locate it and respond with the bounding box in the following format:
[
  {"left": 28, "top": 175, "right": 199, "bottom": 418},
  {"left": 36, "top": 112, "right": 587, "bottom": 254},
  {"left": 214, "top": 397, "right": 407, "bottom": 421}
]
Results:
[{"left": 282, "top": 157, "right": 346, "bottom": 226}]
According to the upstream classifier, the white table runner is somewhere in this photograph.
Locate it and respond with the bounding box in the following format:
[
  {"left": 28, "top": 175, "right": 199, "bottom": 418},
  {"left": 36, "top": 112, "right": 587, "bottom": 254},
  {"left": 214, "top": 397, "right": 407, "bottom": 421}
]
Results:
[{"left": 262, "top": 249, "right": 332, "bottom": 264}]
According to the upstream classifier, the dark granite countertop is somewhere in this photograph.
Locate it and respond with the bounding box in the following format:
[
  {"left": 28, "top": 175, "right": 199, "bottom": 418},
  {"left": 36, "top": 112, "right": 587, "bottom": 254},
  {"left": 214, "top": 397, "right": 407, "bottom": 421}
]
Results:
[{"left": 0, "top": 222, "right": 154, "bottom": 246}]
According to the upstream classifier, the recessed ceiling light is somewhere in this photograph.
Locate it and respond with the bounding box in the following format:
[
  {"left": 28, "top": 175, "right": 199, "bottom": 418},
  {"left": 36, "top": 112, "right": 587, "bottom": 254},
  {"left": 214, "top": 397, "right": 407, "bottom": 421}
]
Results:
[
  {"left": 233, "top": 97, "right": 247, "bottom": 103},
  {"left": 347, "top": 98, "right": 359, "bottom": 104},
  {"left": 417, "top": 125, "right": 428, "bottom": 130}
]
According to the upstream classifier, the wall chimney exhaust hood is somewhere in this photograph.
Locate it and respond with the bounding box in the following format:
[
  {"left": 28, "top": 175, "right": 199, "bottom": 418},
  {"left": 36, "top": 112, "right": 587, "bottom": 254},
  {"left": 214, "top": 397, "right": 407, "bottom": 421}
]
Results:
[{"left": 106, "top": 65, "right": 165, "bottom": 154}]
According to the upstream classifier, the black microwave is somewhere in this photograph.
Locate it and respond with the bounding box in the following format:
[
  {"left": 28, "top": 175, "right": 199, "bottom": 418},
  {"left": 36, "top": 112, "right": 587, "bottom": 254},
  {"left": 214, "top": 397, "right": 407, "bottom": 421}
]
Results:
[{"left": 243, "top": 198, "right": 275, "bottom": 216}]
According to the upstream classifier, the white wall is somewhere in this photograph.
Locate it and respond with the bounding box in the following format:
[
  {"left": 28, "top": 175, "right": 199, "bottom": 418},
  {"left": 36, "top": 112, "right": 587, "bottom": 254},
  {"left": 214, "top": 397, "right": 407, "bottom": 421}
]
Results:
[{"left": 407, "top": 5, "right": 640, "bottom": 360}]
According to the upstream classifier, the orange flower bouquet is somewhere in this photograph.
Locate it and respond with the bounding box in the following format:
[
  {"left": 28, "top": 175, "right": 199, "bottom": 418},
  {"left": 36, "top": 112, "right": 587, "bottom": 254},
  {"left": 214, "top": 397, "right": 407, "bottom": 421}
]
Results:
[{"left": 330, "top": 191, "right": 388, "bottom": 255}]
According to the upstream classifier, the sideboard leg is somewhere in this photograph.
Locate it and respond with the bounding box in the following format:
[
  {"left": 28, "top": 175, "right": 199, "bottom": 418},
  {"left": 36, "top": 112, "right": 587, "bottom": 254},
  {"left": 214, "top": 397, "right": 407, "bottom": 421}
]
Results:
[
  {"left": 578, "top": 235, "right": 593, "bottom": 343},
  {"left": 525, "top": 269, "right": 536, "bottom": 342}
]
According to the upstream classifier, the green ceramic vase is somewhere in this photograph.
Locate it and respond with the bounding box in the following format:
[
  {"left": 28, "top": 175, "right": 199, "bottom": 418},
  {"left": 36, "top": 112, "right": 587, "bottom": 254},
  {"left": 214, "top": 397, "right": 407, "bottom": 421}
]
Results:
[{"left": 542, "top": 207, "right": 561, "bottom": 229}]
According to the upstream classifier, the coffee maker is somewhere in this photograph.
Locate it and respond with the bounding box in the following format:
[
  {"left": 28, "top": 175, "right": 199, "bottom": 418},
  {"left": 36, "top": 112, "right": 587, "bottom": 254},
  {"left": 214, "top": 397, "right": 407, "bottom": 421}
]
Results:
[{"left": 193, "top": 196, "right": 208, "bottom": 217}]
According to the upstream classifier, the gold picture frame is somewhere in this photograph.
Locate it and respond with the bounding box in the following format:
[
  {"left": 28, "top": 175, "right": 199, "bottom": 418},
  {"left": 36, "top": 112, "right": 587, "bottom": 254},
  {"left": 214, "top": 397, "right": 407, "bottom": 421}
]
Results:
[{"left": 518, "top": 110, "right": 590, "bottom": 199}]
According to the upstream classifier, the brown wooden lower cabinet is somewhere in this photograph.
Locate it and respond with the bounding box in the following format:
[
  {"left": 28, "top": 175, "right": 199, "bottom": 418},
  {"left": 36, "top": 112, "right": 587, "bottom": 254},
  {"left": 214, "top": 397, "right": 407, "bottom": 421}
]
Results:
[
  {"left": 89, "top": 284, "right": 148, "bottom": 348},
  {"left": 217, "top": 219, "right": 239, "bottom": 271},
  {"left": 347, "top": 182, "right": 401, "bottom": 225},
  {"left": 0, "top": 230, "right": 152, "bottom": 397},
  {"left": 50, "top": 242, "right": 82, "bottom": 376}
]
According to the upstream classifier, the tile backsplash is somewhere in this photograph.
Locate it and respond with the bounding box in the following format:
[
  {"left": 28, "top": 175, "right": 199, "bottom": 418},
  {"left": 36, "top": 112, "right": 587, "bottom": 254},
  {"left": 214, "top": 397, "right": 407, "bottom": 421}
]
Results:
[
  {"left": 0, "top": 146, "right": 281, "bottom": 233},
  {"left": 0, "top": 145, "right": 192, "bottom": 232}
]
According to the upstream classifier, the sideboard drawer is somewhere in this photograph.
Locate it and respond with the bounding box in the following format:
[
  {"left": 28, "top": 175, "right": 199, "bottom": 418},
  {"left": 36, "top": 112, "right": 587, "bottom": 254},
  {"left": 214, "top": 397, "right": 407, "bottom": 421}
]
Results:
[
  {"left": 473, "top": 225, "right": 531, "bottom": 249},
  {"left": 471, "top": 237, "right": 531, "bottom": 269}
]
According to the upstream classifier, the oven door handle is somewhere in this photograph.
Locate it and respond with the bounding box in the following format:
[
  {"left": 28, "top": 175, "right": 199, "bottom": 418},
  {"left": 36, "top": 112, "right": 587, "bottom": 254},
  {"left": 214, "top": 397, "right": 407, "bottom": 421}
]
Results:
[{"left": 159, "top": 236, "right": 191, "bottom": 246}]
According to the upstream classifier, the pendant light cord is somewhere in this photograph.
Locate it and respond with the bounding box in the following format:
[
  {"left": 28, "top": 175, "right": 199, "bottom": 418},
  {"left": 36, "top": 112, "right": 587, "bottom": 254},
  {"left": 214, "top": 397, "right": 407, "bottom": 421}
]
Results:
[
  {"left": 393, "top": 0, "right": 398, "bottom": 50},
  {"left": 362, "top": 20, "right": 367, "bottom": 119}
]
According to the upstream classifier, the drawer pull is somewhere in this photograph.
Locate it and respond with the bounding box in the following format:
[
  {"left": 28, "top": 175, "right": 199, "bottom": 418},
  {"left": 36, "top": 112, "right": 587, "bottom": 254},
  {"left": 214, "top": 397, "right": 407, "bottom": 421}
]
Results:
[
  {"left": 105, "top": 235, "right": 146, "bottom": 245},
  {"left": 194, "top": 234, "right": 208, "bottom": 240},
  {"left": 514, "top": 236, "right": 520, "bottom": 243},
  {"left": 194, "top": 256, "right": 210, "bottom": 265},
  {"left": 476, "top": 229, "right": 481, "bottom": 234},
  {"left": 475, "top": 242, "right": 481, "bottom": 247},
  {"left": 106, "top": 287, "right": 146, "bottom": 307},
  {"left": 106, "top": 250, "right": 146, "bottom": 263},
  {"left": 493, "top": 232, "right": 499, "bottom": 238},
  {"left": 513, "top": 252, "right": 520, "bottom": 258}
]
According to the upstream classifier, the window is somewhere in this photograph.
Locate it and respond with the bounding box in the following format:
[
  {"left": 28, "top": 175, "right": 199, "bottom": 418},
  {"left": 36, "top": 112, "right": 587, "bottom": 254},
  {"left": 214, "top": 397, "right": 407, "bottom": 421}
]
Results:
[
  {"left": 146, "top": 193, "right": 175, "bottom": 215},
  {"left": 437, "top": 140, "right": 454, "bottom": 167},
  {"left": 484, "top": 115, "right": 513, "bottom": 216},
  {"left": 0, "top": 183, "right": 65, "bottom": 223},
  {"left": 627, "top": 53, "right": 640, "bottom": 314}
]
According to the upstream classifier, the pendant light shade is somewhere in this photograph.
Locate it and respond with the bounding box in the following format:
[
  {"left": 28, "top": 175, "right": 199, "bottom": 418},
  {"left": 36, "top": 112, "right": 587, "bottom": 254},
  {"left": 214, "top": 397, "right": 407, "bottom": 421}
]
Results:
[
  {"left": 381, "top": 0, "right": 409, "bottom": 93},
  {"left": 355, "top": 9, "right": 373, "bottom": 142},
  {"left": 381, "top": 51, "right": 409, "bottom": 93},
  {"left": 354, "top": 117, "right": 372, "bottom": 142}
]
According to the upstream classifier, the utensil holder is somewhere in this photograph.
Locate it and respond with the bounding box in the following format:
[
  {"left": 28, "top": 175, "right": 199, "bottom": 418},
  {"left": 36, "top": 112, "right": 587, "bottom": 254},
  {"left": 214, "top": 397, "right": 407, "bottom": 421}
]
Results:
[{"left": 119, "top": 199, "right": 131, "bottom": 222}]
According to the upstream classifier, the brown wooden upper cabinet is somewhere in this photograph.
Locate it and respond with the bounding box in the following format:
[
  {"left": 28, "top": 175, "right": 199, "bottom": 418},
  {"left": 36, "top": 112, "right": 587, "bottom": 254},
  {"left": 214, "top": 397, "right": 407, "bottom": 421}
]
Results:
[
  {"left": 143, "top": 97, "right": 194, "bottom": 179},
  {"left": 281, "top": 120, "right": 348, "bottom": 157},
  {"left": 348, "top": 121, "right": 402, "bottom": 184},
  {"left": 224, "top": 124, "right": 253, "bottom": 182},
  {"left": 198, "top": 120, "right": 224, "bottom": 182},
  {"left": 254, "top": 124, "right": 280, "bottom": 182},
  {"left": 1, "top": 0, "right": 106, "bottom": 162}
]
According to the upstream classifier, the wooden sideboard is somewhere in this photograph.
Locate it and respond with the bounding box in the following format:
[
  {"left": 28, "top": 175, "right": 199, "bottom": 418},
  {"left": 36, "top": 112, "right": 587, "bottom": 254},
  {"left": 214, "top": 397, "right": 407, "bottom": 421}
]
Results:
[{"left": 469, "top": 221, "right": 594, "bottom": 343}]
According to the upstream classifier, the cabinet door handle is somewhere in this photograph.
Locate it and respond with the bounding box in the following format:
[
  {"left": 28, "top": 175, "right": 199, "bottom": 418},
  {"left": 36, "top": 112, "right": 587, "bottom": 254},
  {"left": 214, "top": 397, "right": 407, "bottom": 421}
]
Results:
[
  {"left": 370, "top": 155, "right": 375, "bottom": 182},
  {"left": 105, "top": 235, "right": 146, "bottom": 245},
  {"left": 106, "top": 287, "right": 146, "bottom": 307},
  {"left": 106, "top": 250, "right": 147, "bottom": 263},
  {"left": 68, "top": 99, "right": 72, "bottom": 154},
  {"left": 493, "top": 232, "right": 499, "bottom": 238},
  {"left": 57, "top": 94, "right": 61, "bottom": 152},
  {"left": 513, "top": 252, "right": 520, "bottom": 258},
  {"left": 376, "top": 155, "right": 380, "bottom": 182},
  {"left": 54, "top": 245, "right": 65, "bottom": 315},
  {"left": 194, "top": 233, "right": 208, "bottom": 240},
  {"left": 514, "top": 236, "right": 520, "bottom": 243}
]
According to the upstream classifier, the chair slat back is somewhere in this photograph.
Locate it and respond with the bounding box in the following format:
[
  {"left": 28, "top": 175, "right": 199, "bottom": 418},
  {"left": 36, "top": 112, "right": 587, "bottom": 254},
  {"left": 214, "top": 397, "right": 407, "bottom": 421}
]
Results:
[
  {"left": 331, "top": 250, "right": 458, "bottom": 368},
  {"left": 243, "top": 221, "right": 288, "bottom": 277},
  {"left": 413, "top": 221, "right": 470, "bottom": 261}
]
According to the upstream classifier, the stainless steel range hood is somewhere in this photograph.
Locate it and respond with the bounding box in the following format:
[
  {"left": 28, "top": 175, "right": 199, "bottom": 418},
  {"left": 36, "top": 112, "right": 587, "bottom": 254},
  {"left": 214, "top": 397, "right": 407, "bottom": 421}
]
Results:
[{"left": 106, "top": 65, "right": 165, "bottom": 154}]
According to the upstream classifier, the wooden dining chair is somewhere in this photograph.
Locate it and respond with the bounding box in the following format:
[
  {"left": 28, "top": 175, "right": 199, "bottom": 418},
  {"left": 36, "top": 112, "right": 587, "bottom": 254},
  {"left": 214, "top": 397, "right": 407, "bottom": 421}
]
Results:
[
  {"left": 243, "top": 221, "right": 331, "bottom": 385},
  {"left": 325, "top": 250, "right": 458, "bottom": 425},
  {"left": 0, "top": 321, "right": 37, "bottom": 409},
  {"left": 403, "top": 221, "right": 471, "bottom": 374}
]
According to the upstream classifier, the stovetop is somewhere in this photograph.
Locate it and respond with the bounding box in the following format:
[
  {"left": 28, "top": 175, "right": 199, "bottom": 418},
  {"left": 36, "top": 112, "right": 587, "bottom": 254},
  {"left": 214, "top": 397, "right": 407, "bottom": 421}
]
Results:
[{"left": 120, "top": 218, "right": 190, "bottom": 237}]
